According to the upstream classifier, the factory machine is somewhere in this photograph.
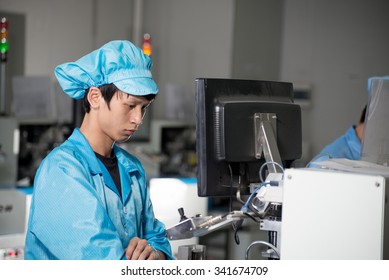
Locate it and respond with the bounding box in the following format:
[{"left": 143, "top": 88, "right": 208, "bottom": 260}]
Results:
[
  {"left": 167, "top": 166, "right": 389, "bottom": 260},
  {"left": 0, "top": 118, "right": 28, "bottom": 260},
  {"left": 0, "top": 188, "right": 30, "bottom": 260},
  {"left": 166, "top": 77, "right": 389, "bottom": 260}
]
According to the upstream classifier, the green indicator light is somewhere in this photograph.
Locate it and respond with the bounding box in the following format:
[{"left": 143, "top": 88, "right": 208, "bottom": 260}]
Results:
[{"left": 0, "top": 42, "right": 9, "bottom": 53}]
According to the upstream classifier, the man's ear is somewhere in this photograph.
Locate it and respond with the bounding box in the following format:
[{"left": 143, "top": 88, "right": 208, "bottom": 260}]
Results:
[{"left": 87, "top": 87, "right": 102, "bottom": 109}]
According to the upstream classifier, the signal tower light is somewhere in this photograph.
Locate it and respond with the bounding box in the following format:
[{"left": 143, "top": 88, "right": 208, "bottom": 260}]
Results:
[
  {"left": 0, "top": 17, "right": 9, "bottom": 62},
  {"left": 142, "top": 33, "right": 152, "bottom": 56}
]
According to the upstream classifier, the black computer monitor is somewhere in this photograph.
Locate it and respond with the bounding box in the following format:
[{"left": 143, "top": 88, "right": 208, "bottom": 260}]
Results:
[{"left": 195, "top": 78, "right": 302, "bottom": 197}]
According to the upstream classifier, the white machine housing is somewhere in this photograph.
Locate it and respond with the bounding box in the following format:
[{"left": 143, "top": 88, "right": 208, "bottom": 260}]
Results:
[{"left": 280, "top": 168, "right": 389, "bottom": 259}]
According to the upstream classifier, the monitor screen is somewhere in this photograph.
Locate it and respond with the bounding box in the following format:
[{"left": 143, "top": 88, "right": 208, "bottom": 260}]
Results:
[{"left": 195, "top": 78, "right": 302, "bottom": 197}]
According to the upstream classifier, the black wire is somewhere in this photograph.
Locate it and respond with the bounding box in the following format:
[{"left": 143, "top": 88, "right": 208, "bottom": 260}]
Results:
[
  {"left": 227, "top": 163, "right": 243, "bottom": 245},
  {"left": 232, "top": 219, "right": 243, "bottom": 245},
  {"left": 243, "top": 212, "right": 261, "bottom": 223}
]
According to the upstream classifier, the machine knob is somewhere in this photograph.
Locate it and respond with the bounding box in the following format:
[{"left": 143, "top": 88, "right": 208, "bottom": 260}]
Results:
[{"left": 178, "top": 207, "right": 188, "bottom": 222}]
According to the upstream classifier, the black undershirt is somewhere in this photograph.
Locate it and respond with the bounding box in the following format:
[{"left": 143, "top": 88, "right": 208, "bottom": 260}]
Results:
[{"left": 95, "top": 152, "right": 122, "bottom": 197}]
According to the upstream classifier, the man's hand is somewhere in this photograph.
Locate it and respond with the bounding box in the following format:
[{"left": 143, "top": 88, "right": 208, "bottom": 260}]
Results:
[{"left": 125, "top": 237, "right": 165, "bottom": 260}]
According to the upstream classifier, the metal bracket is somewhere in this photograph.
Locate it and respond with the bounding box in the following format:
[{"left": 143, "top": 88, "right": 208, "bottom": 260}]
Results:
[{"left": 254, "top": 113, "right": 282, "bottom": 173}]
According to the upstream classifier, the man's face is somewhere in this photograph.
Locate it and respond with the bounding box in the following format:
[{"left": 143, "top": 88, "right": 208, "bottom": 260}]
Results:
[{"left": 99, "top": 91, "right": 151, "bottom": 143}]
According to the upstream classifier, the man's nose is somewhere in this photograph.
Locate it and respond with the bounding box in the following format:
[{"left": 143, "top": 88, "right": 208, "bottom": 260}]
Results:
[{"left": 131, "top": 107, "right": 144, "bottom": 125}]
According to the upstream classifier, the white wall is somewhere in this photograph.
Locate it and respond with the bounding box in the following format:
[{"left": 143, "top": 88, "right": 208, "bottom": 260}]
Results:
[
  {"left": 142, "top": 0, "right": 235, "bottom": 119},
  {"left": 232, "top": 0, "right": 284, "bottom": 81}
]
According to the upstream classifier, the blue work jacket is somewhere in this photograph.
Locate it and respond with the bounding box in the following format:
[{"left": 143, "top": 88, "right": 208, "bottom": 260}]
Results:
[
  {"left": 308, "top": 126, "right": 361, "bottom": 167},
  {"left": 24, "top": 128, "right": 173, "bottom": 260}
]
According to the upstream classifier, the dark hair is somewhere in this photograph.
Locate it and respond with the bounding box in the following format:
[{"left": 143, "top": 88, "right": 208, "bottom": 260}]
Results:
[
  {"left": 359, "top": 104, "right": 367, "bottom": 124},
  {"left": 82, "top": 83, "right": 156, "bottom": 113}
]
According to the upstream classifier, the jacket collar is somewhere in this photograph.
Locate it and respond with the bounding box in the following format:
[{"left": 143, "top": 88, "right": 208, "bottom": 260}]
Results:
[
  {"left": 67, "top": 128, "right": 101, "bottom": 175},
  {"left": 113, "top": 145, "right": 139, "bottom": 173},
  {"left": 67, "top": 128, "right": 139, "bottom": 175}
]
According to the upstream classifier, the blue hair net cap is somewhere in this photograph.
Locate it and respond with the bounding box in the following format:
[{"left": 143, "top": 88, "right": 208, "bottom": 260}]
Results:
[{"left": 54, "top": 40, "right": 158, "bottom": 99}]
